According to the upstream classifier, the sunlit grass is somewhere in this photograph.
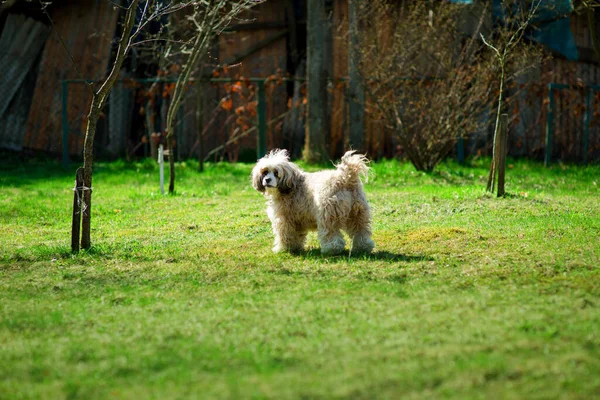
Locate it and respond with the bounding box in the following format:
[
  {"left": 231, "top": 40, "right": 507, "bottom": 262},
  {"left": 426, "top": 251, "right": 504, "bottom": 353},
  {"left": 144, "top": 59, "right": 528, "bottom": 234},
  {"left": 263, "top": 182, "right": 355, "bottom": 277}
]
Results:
[{"left": 1, "top": 155, "right": 599, "bottom": 399}]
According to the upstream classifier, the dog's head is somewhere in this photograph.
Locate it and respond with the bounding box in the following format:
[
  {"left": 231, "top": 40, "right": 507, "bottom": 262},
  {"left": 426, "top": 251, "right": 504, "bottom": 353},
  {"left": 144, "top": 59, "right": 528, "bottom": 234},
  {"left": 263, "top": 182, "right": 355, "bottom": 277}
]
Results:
[{"left": 251, "top": 149, "right": 303, "bottom": 195}]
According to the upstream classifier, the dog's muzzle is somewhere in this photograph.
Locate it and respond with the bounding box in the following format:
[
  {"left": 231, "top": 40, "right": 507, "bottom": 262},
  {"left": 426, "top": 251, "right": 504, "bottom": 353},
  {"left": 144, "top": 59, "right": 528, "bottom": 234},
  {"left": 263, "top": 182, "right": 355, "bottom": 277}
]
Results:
[{"left": 263, "top": 177, "right": 276, "bottom": 188}]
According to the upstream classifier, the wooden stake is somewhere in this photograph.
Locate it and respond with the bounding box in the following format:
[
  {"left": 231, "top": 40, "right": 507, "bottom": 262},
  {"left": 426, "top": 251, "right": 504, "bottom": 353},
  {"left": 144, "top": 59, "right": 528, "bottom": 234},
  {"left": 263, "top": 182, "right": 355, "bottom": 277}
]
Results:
[
  {"left": 497, "top": 113, "right": 508, "bottom": 197},
  {"left": 71, "top": 167, "right": 84, "bottom": 253}
]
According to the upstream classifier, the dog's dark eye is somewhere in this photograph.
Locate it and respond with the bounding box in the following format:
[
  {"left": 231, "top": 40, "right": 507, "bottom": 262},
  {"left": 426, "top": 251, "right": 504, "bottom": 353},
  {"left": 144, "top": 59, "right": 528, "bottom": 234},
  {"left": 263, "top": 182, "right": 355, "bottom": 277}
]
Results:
[{"left": 274, "top": 171, "right": 279, "bottom": 177}]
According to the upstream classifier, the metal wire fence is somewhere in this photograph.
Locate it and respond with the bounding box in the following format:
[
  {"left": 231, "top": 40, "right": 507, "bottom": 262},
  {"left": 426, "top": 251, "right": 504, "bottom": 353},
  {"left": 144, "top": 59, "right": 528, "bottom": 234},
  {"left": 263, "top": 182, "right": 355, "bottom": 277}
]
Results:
[
  {"left": 545, "top": 84, "right": 600, "bottom": 165},
  {"left": 39, "top": 78, "right": 600, "bottom": 168},
  {"left": 60, "top": 77, "right": 304, "bottom": 168}
]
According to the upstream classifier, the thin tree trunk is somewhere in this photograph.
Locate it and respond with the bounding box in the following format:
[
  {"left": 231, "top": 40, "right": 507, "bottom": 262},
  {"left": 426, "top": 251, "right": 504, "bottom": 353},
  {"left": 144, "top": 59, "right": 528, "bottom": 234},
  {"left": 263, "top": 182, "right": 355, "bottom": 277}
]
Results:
[
  {"left": 487, "top": 62, "right": 505, "bottom": 193},
  {"left": 77, "top": 0, "right": 138, "bottom": 250},
  {"left": 80, "top": 98, "right": 102, "bottom": 249},
  {"left": 165, "top": 0, "right": 221, "bottom": 193},
  {"left": 168, "top": 136, "right": 176, "bottom": 193}
]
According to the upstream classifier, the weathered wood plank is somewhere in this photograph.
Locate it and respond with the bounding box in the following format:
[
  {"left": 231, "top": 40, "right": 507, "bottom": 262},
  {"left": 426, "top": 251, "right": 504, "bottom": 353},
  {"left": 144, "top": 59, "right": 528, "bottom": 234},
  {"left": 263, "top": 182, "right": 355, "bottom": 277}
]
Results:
[{"left": 0, "top": 14, "right": 50, "bottom": 118}]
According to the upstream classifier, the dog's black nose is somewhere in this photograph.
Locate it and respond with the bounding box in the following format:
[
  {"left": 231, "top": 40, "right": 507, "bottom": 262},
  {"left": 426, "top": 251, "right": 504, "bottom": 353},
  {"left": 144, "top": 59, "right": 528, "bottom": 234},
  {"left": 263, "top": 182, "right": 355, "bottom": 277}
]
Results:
[{"left": 265, "top": 177, "right": 271, "bottom": 183}]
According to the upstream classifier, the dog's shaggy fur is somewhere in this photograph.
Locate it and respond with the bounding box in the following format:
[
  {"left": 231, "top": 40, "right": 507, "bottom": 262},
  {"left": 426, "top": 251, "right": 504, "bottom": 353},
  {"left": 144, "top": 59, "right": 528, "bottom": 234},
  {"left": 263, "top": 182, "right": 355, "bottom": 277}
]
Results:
[{"left": 252, "top": 149, "right": 375, "bottom": 255}]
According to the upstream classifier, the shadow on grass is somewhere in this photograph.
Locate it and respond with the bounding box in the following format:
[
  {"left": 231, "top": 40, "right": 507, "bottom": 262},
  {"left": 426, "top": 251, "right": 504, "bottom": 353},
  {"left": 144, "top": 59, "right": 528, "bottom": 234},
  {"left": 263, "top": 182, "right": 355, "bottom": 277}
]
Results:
[
  {"left": 2, "top": 243, "right": 149, "bottom": 264},
  {"left": 269, "top": 250, "right": 424, "bottom": 285},
  {"left": 299, "top": 249, "right": 432, "bottom": 263},
  {"left": 2, "top": 245, "right": 72, "bottom": 264}
]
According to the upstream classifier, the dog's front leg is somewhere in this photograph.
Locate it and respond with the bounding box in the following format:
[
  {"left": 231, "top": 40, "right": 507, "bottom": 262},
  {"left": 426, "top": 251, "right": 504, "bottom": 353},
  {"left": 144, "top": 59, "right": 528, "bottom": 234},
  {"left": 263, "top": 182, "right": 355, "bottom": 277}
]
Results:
[{"left": 272, "top": 221, "right": 306, "bottom": 253}]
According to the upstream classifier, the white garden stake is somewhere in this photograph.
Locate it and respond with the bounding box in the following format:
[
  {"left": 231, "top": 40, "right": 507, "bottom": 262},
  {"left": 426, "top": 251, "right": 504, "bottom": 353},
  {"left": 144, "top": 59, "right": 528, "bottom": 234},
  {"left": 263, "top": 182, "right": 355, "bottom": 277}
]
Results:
[{"left": 158, "top": 144, "right": 165, "bottom": 195}]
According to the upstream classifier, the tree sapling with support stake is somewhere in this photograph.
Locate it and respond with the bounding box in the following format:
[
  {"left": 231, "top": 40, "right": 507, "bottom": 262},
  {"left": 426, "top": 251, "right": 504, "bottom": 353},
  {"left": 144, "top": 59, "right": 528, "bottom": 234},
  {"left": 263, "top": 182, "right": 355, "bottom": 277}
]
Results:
[{"left": 70, "top": 0, "right": 205, "bottom": 251}]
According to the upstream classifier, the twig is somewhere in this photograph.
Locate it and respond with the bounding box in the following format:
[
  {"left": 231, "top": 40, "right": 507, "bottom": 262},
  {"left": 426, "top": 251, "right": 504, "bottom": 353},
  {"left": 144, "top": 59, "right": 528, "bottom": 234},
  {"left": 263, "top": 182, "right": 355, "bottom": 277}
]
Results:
[
  {"left": 202, "top": 110, "right": 291, "bottom": 162},
  {"left": 481, "top": 0, "right": 543, "bottom": 193},
  {"left": 131, "top": 38, "right": 195, "bottom": 48},
  {"left": 39, "top": 0, "right": 92, "bottom": 93}
]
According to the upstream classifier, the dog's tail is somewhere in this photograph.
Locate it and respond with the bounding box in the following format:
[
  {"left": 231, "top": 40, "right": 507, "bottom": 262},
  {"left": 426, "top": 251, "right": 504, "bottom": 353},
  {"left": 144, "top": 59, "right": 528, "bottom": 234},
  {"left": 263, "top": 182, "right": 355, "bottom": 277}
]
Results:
[{"left": 336, "top": 150, "right": 370, "bottom": 184}]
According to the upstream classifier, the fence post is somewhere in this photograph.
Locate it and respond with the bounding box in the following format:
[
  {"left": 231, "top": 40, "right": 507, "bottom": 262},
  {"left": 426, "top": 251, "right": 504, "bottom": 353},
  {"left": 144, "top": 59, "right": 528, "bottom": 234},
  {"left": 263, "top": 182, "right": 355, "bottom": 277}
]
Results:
[
  {"left": 348, "top": 0, "right": 365, "bottom": 152},
  {"left": 497, "top": 114, "right": 508, "bottom": 197},
  {"left": 545, "top": 84, "right": 554, "bottom": 167},
  {"left": 197, "top": 79, "right": 204, "bottom": 172},
  {"left": 305, "top": 0, "right": 329, "bottom": 163},
  {"left": 584, "top": 88, "right": 591, "bottom": 166},
  {"left": 62, "top": 80, "right": 69, "bottom": 169},
  {"left": 456, "top": 137, "right": 465, "bottom": 164},
  {"left": 257, "top": 79, "right": 267, "bottom": 159}
]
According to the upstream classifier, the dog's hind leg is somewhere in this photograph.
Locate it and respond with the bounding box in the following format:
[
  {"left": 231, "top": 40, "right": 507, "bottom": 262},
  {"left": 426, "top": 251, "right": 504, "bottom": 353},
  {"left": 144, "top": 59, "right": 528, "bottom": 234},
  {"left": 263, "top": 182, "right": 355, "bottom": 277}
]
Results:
[
  {"left": 318, "top": 228, "right": 346, "bottom": 255},
  {"left": 317, "top": 219, "right": 346, "bottom": 256},
  {"left": 317, "top": 196, "right": 350, "bottom": 255},
  {"left": 346, "top": 203, "right": 375, "bottom": 255}
]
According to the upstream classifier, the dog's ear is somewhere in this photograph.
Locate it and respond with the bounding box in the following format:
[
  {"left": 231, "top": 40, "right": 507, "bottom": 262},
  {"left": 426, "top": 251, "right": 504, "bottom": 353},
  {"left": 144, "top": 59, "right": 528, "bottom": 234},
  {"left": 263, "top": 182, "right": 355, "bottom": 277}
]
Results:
[
  {"left": 251, "top": 165, "right": 265, "bottom": 192},
  {"left": 278, "top": 163, "right": 302, "bottom": 195},
  {"left": 278, "top": 183, "right": 293, "bottom": 195}
]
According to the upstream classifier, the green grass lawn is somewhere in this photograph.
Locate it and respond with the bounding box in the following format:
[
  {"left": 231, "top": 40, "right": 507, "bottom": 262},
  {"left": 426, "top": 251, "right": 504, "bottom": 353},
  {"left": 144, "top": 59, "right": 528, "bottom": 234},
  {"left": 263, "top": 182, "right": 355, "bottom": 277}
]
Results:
[{"left": 1, "top": 155, "right": 599, "bottom": 399}]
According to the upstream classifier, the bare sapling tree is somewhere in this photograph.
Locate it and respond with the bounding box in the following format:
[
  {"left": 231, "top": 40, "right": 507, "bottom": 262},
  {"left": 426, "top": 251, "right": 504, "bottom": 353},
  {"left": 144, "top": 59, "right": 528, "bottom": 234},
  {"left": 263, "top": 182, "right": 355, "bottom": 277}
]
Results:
[
  {"left": 164, "top": 0, "right": 264, "bottom": 194},
  {"left": 77, "top": 0, "right": 139, "bottom": 251},
  {"left": 74, "top": 0, "right": 204, "bottom": 252},
  {"left": 480, "top": 0, "right": 543, "bottom": 194},
  {"left": 354, "top": 0, "right": 496, "bottom": 172}
]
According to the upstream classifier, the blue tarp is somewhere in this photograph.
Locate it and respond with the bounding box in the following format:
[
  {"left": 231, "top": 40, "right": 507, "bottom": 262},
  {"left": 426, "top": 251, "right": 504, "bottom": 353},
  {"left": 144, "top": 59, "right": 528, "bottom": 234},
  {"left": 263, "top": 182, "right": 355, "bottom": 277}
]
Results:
[{"left": 493, "top": 0, "right": 578, "bottom": 60}]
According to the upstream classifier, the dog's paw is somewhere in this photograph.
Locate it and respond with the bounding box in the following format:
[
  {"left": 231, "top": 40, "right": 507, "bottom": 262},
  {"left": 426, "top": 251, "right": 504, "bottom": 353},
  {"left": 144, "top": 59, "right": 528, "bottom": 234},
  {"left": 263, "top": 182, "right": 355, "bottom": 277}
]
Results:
[
  {"left": 321, "top": 247, "right": 345, "bottom": 256},
  {"left": 273, "top": 244, "right": 304, "bottom": 254},
  {"left": 320, "top": 237, "right": 346, "bottom": 256},
  {"left": 351, "top": 237, "right": 375, "bottom": 255}
]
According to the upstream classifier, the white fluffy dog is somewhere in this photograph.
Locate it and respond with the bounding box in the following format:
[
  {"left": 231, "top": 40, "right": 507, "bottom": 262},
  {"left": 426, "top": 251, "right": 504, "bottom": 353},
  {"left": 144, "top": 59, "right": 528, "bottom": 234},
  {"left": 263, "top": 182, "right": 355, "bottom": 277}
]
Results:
[{"left": 252, "top": 149, "right": 375, "bottom": 255}]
